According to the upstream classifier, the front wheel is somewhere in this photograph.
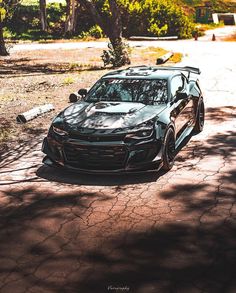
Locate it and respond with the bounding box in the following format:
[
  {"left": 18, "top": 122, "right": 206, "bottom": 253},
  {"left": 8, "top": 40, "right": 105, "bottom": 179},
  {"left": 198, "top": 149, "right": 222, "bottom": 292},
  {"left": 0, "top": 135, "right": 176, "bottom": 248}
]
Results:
[
  {"left": 194, "top": 100, "right": 205, "bottom": 133},
  {"left": 162, "top": 127, "right": 176, "bottom": 171}
]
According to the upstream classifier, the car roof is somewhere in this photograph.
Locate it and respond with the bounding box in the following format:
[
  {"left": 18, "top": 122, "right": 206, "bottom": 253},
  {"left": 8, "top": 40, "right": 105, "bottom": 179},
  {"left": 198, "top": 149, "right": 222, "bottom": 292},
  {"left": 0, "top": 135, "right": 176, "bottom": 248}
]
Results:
[{"left": 102, "top": 66, "right": 182, "bottom": 80}]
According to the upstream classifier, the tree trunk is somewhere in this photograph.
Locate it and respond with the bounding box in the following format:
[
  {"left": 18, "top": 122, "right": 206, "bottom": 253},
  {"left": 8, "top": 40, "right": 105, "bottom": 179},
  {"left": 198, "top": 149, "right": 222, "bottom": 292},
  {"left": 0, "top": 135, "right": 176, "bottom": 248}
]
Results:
[
  {"left": 39, "top": 0, "right": 48, "bottom": 32},
  {"left": 0, "top": 23, "right": 8, "bottom": 56},
  {"left": 65, "top": 0, "right": 78, "bottom": 35},
  {"left": 80, "top": 0, "right": 130, "bottom": 67}
]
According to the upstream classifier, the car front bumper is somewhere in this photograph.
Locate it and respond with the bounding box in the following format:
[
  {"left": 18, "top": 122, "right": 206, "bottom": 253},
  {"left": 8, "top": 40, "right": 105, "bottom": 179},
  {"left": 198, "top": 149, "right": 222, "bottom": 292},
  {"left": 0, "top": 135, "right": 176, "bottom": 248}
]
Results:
[{"left": 42, "top": 135, "right": 163, "bottom": 173}]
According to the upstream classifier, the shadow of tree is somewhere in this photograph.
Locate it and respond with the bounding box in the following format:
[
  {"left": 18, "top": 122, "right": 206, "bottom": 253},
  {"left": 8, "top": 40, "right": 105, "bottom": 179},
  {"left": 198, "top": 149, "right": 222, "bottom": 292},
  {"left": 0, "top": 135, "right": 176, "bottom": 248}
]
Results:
[
  {"left": 206, "top": 106, "right": 236, "bottom": 123},
  {"left": 0, "top": 125, "right": 235, "bottom": 291},
  {"left": 175, "top": 130, "right": 236, "bottom": 164},
  {"left": 0, "top": 59, "right": 105, "bottom": 77},
  {"left": 0, "top": 186, "right": 114, "bottom": 291},
  {"left": 0, "top": 136, "right": 45, "bottom": 170},
  {"left": 0, "top": 118, "right": 14, "bottom": 159},
  {"left": 0, "top": 170, "right": 235, "bottom": 292},
  {"left": 22, "top": 127, "right": 46, "bottom": 137}
]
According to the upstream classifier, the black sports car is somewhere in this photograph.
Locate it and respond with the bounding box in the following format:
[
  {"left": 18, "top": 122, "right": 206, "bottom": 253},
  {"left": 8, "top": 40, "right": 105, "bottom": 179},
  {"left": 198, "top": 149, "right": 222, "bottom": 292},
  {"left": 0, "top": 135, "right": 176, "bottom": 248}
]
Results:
[{"left": 42, "top": 66, "right": 204, "bottom": 173}]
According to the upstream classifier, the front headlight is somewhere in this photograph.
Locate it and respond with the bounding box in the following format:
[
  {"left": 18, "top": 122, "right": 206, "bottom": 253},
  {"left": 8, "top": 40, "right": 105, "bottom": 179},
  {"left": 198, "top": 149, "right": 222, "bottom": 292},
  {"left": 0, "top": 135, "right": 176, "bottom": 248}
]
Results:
[
  {"left": 125, "top": 128, "right": 153, "bottom": 140},
  {"left": 125, "top": 120, "right": 155, "bottom": 140},
  {"left": 52, "top": 126, "right": 68, "bottom": 136}
]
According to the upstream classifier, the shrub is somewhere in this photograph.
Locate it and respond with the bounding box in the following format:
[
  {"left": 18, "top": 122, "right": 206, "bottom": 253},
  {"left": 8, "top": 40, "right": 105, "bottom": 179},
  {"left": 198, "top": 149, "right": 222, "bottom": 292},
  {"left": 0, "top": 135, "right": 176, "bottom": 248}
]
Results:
[
  {"left": 80, "top": 25, "right": 104, "bottom": 39},
  {"left": 88, "top": 25, "right": 104, "bottom": 38},
  {"left": 101, "top": 41, "right": 131, "bottom": 67},
  {"left": 120, "top": 0, "right": 194, "bottom": 39}
]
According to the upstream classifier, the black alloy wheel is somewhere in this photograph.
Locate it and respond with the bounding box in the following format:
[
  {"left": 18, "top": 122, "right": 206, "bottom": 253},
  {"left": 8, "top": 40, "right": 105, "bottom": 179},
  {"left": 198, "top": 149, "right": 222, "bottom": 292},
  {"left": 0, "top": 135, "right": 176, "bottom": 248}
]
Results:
[
  {"left": 162, "top": 127, "right": 176, "bottom": 171},
  {"left": 194, "top": 100, "right": 205, "bottom": 133}
]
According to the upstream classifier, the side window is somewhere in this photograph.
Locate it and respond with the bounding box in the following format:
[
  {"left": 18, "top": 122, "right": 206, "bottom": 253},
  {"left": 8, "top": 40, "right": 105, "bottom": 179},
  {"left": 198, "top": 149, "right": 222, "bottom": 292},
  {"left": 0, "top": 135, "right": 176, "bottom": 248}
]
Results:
[{"left": 170, "top": 75, "right": 183, "bottom": 99}]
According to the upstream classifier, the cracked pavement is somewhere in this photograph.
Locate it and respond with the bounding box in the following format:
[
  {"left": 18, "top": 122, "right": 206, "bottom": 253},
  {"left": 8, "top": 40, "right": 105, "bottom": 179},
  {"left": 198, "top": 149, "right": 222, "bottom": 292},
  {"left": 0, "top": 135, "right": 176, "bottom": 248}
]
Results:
[{"left": 1, "top": 36, "right": 236, "bottom": 292}]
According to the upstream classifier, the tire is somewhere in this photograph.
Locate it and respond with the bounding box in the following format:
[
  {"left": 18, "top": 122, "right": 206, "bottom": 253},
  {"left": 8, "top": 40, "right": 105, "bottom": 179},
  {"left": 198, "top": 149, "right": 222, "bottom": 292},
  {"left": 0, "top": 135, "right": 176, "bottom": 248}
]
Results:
[
  {"left": 194, "top": 100, "right": 205, "bottom": 133},
  {"left": 162, "top": 127, "right": 176, "bottom": 171}
]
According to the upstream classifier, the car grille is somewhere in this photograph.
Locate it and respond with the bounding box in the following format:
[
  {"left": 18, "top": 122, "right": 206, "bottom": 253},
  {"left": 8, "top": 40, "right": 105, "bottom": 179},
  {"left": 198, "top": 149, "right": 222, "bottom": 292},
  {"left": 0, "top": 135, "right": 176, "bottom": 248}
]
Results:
[
  {"left": 69, "top": 133, "right": 125, "bottom": 142},
  {"left": 64, "top": 143, "right": 128, "bottom": 170}
]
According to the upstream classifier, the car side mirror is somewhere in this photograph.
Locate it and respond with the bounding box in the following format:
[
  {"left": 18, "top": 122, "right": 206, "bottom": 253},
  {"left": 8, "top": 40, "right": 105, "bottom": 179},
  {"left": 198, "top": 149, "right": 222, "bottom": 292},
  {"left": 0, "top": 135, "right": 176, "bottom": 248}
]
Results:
[
  {"left": 69, "top": 92, "right": 79, "bottom": 103},
  {"left": 78, "top": 88, "right": 88, "bottom": 98},
  {"left": 175, "top": 91, "right": 187, "bottom": 102}
]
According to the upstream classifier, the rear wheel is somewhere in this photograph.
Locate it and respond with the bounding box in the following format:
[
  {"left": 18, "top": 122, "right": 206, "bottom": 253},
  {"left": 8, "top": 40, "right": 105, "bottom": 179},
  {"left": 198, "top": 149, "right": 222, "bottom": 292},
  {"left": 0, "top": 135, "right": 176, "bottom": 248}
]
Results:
[
  {"left": 162, "top": 127, "right": 176, "bottom": 171},
  {"left": 194, "top": 100, "right": 205, "bottom": 133}
]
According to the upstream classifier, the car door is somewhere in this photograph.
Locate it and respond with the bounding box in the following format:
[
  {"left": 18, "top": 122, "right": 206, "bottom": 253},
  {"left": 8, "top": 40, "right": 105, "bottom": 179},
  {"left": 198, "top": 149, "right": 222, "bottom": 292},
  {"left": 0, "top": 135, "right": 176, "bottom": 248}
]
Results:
[{"left": 170, "top": 75, "right": 193, "bottom": 138}]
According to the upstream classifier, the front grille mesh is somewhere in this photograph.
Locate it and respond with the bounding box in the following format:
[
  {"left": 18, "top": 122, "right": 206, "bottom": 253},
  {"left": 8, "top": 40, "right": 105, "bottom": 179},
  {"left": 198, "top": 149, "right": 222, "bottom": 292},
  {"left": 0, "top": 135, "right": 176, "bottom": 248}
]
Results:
[
  {"left": 69, "top": 132, "right": 125, "bottom": 142},
  {"left": 64, "top": 143, "right": 127, "bottom": 170}
]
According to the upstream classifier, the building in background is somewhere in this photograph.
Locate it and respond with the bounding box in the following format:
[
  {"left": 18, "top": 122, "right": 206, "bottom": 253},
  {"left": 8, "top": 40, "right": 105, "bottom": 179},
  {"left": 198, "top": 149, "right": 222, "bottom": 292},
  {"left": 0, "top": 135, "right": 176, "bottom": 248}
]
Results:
[
  {"left": 195, "top": 1, "right": 236, "bottom": 25},
  {"left": 195, "top": 2, "right": 213, "bottom": 23},
  {"left": 212, "top": 13, "right": 236, "bottom": 25}
]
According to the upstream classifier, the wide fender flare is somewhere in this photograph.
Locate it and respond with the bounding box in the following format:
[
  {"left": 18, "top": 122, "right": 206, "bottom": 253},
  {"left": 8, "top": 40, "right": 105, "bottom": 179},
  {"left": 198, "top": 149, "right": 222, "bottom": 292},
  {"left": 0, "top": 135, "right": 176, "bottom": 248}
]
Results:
[{"left": 155, "top": 121, "right": 176, "bottom": 157}]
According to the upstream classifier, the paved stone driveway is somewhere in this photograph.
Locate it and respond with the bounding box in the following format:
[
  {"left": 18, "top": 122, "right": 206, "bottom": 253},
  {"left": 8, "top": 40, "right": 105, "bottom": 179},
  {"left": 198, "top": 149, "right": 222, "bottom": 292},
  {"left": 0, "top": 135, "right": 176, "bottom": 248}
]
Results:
[{"left": 0, "top": 38, "right": 236, "bottom": 292}]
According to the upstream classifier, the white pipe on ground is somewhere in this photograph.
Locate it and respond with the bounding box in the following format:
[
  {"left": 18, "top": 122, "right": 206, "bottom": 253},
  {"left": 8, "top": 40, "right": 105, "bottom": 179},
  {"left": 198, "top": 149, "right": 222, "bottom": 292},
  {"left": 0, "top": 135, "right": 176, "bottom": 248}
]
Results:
[{"left": 16, "top": 104, "right": 55, "bottom": 123}]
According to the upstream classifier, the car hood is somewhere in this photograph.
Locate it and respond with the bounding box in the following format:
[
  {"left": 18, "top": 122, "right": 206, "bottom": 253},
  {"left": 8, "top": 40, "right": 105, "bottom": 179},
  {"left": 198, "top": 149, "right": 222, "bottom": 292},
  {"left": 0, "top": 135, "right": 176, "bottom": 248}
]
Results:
[{"left": 57, "top": 101, "right": 167, "bottom": 130}]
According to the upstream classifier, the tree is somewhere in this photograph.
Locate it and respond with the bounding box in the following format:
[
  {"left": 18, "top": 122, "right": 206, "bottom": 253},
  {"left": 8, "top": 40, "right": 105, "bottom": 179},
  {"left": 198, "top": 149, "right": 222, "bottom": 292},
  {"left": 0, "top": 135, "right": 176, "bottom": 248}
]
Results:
[
  {"left": 80, "top": 0, "right": 130, "bottom": 67},
  {"left": 0, "top": 1, "right": 8, "bottom": 56},
  {"left": 65, "top": 0, "right": 79, "bottom": 35},
  {"left": 0, "top": 0, "right": 20, "bottom": 56},
  {"left": 39, "top": 0, "right": 48, "bottom": 31}
]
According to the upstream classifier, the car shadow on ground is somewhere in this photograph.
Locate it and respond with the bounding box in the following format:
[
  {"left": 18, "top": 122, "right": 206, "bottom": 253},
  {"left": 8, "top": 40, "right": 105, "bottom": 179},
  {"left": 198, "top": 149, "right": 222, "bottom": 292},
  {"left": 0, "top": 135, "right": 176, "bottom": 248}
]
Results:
[{"left": 36, "top": 165, "right": 164, "bottom": 186}]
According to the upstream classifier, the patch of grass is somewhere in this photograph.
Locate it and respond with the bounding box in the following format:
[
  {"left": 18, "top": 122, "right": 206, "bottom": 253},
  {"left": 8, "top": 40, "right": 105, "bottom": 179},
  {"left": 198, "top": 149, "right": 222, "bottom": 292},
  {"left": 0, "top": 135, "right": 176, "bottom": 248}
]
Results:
[
  {"left": 5, "top": 29, "right": 63, "bottom": 41},
  {"left": 89, "top": 57, "right": 102, "bottom": 62},
  {"left": 131, "top": 47, "right": 182, "bottom": 64},
  {"left": 0, "top": 95, "right": 15, "bottom": 103},
  {"left": 0, "top": 129, "right": 12, "bottom": 143},
  {"left": 0, "top": 119, "right": 14, "bottom": 144},
  {"left": 140, "top": 47, "right": 167, "bottom": 55},
  {"left": 169, "top": 53, "right": 183, "bottom": 63},
  {"left": 223, "top": 33, "right": 236, "bottom": 41},
  {"left": 63, "top": 76, "right": 75, "bottom": 85},
  {"left": 67, "top": 63, "right": 102, "bottom": 71},
  {"left": 195, "top": 22, "right": 224, "bottom": 35},
  {"left": 69, "top": 63, "right": 80, "bottom": 70},
  {"left": 131, "top": 47, "right": 167, "bottom": 64},
  {"left": 21, "top": 0, "right": 66, "bottom": 6}
]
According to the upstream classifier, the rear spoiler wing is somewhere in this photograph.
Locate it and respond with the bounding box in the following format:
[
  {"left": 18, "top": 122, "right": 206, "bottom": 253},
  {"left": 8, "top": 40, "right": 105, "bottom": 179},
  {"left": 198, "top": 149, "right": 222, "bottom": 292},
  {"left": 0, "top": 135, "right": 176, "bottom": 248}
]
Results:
[
  {"left": 104, "top": 65, "right": 201, "bottom": 79},
  {"left": 126, "top": 65, "right": 201, "bottom": 79},
  {"left": 152, "top": 66, "right": 201, "bottom": 75}
]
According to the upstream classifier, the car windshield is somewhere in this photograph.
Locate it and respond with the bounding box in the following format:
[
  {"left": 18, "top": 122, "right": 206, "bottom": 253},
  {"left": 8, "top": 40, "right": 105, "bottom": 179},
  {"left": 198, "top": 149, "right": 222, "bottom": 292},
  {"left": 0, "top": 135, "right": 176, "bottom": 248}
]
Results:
[{"left": 85, "top": 78, "right": 168, "bottom": 105}]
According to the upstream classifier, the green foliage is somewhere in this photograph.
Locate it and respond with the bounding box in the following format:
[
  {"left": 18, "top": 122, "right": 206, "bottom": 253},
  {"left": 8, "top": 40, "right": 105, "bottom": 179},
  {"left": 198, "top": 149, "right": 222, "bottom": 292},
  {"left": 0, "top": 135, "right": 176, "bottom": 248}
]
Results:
[
  {"left": 3, "top": 0, "right": 195, "bottom": 41},
  {"left": 88, "top": 25, "right": 104, "bottom": 38},
  {"left": 5, "top": 2, "right": 66, "bottom": 39},
  {"left": 182, "top": 0, "right": 236, "bottom": 12},
  {"left": 80, "top": 25, "right": 104, "bottom": 39},
  {"left": 148, "top": 23, "right": 168, "bottom": 37},
  {"left": 119, "top": 0, "right": 194, "bottom": 38},
  {"left": 101, "top": 40, "right": 131, "bottom": 67},
  {"left": 63, "top": 76, "right": 75, "bottom": 85},
  {"left": 2, "top": 0, "right": 236, "bottom": 42},
  {"left": 0, "top": 2, "right": 7, "bottom": 22}
]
